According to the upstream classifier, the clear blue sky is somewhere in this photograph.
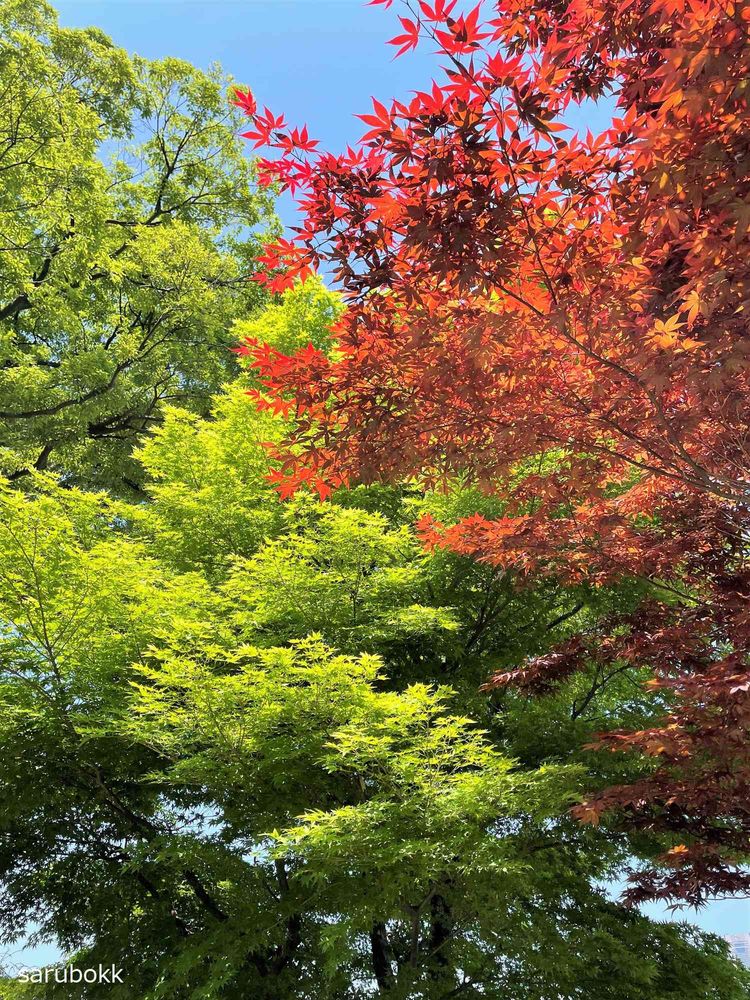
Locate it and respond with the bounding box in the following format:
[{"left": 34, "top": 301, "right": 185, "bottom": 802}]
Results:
[{"left": 4, "top": 0, "right": 742, "bottom": 968}]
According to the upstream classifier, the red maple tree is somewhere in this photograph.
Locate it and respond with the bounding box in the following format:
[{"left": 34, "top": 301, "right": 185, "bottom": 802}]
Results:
[{"left": 234, "top": 0, "right": 750, "bottom": 903}]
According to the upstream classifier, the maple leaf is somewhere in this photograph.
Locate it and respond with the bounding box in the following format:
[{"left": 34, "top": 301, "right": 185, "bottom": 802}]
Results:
[
  {"left": 434, "top": 5, "right": 489, "bottom": 54},
  {"left": 419, "top": 0, "right": 459, "bottom": 21},
  {"left": 230, "top": 87, "right": 256, "bottom": 117},
  {"left": 356, "top": 97, "right": 394, "bottom": 142},
  {"left": 241, "top": 107, "right": 287, "bottom": 148},
  {"left": 276, "top": 125, "right": 319, "bottom": 154},
  {"left": 388, "top": 16, "right": 421, "bottom": 57}
]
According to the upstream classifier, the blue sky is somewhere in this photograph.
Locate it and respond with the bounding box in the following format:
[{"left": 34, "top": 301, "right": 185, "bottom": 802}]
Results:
[{"left": 6, "top": 0, "right": 739, "bottom": 962}]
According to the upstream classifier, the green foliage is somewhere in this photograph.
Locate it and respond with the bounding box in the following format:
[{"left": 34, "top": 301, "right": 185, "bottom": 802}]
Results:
[
  {"left": 225, "top": 500, "right": 460, "bottom": 653},
  {"left": 232, "top": 274, "right": 344, "bottom": 357},
  {"left": 134, "top": 387, "right": 285, "bottom": 578},
  {"left": 0, "top": 0, "right": 277, "bottom": 493},
  {"left": 129, "top": 633, "right": 578, "bottom": 892}
]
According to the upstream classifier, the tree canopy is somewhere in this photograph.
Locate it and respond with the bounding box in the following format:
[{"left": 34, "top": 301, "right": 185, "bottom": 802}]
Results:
[{"left": 0, "top": 0, "right": 276, "bottom": 494}]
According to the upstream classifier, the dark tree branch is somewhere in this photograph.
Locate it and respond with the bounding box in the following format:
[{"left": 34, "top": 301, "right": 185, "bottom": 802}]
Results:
[
  {"left": 6, "top": 441, "right": 55, "bottom": 481},
  {"left": 370, "top": 921, "right": 396, "bottom": 993}
]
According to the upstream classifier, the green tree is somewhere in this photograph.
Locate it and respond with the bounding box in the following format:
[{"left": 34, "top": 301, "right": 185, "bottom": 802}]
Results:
[
  {"left": 0, "top": 0, "right": 276, "bottom": 494},
  {"left": 232, "top": 273, "right": 344, "bottom": 357}
]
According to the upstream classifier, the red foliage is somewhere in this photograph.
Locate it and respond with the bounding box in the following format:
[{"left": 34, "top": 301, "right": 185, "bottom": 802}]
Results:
[{"left": 235, "top": 0, "right": 750, "bottom": 902}]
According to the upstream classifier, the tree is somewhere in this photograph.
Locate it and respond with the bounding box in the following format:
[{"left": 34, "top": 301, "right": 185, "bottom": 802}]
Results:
[
  {"left": 232, "top": 0, "right": 750, "bottom": 902},
  {"left": 0, "top": 357, "right": 747, "bottom": 996},
  {"left": 0, "top": 0, "right": 276, "bottom": 494}
]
